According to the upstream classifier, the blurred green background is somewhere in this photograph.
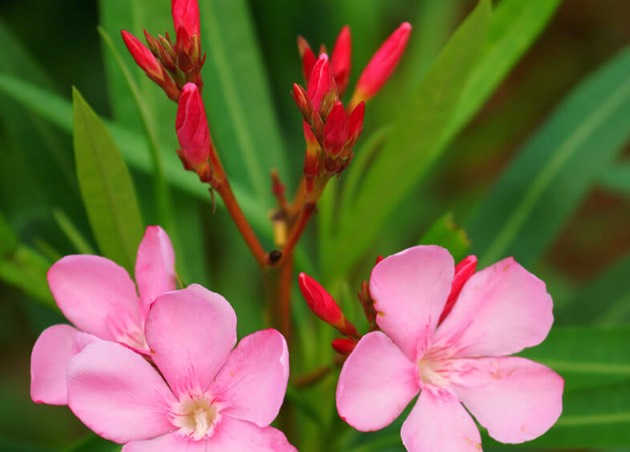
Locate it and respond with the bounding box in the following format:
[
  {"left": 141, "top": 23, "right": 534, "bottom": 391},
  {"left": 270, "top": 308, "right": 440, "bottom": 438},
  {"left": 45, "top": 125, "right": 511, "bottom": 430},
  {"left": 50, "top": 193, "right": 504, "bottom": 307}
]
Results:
[{"left": 0, "top": 0, "right": 629, "bottom": 450}]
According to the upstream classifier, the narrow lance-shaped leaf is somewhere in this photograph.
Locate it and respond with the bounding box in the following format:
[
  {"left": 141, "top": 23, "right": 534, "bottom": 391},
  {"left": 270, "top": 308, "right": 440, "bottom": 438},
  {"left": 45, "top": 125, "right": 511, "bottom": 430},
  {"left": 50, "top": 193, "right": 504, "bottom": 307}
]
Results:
[
  {"left": 467, "top": 48, "right": 630, "bottom": 267},
  {"left": 72, "top": 87, "right": 144, "bottom": 272},
  {"left": 333, "top": 0, "right": 491, "bottom": 276}
]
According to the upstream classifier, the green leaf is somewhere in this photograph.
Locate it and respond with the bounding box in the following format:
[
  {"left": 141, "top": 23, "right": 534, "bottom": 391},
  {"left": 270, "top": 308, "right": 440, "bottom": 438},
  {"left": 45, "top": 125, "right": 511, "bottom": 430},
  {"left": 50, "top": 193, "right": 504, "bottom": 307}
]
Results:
[
  {"left": 334, "top": 0, "right": 492, "bottom": 276},
  {"left": 418, "top": 213, "right": 470, "bottom": 262},
  {"left": 52, "top": 209, "right": 95, "bottom": 255},
  {"left": 0, "top": 74, "right": 270, "bottom": 236},
  {"left": 72, "top": 88, "right": 144, "bottom": 272},
  {"left": 63, "top": 434, "right": 121, "bottom": 452},
  {"left": 0, "top": 245, "right": 54, "bottom": 307},
  {"left": 466, "top": 48, "right": 630, "bottom": 267},
  {"left": 200, "top": 0, "right": 289, "bottom": 201},
  {"left": 445, "top": 0, "right": 562, "bottom": 138},
  {"left": 599, "top": 160, "right": 630, "bottom": 197}
]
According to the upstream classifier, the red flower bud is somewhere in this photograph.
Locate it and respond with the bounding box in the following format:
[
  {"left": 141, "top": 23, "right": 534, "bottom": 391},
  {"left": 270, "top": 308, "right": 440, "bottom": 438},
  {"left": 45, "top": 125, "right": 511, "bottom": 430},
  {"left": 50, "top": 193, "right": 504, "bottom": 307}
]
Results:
[
  {"left": 307, "top": 54, "right": 335, "bottom": 113},
  {"left": 176, "top": 83, "right": 210, "bottom": 166},
  {"left": 298, "top": 273, "right": 358, "bottom": 336},
  {"left": 292, "top": 83, "right": 312, "bottom": 120},
  {"left": 351, "top": 22, "right": 412, "bottom": 107},
  {"left": 331, "top": 26, "right": 352, "bottom": 97},
  {"left": 121, "top": 30, "right": 163, "bottom": 80},
  {"left": 346, "top": 101, "right": 365, "bottom": 145},
  {"left": 439, "top": 255, "right": 478, "bottom": 324},
  {"left": 331, "top": 337, "right": 357, "bottom": 356},
  {"left": 297, "top": 36, "right": 317, "bottom": 83},
  {"left": 323, "top": 101, "right": 347, "bottom": 157},
  {"left": 171, "top": 0, "right": 200, "bottom": 37}
]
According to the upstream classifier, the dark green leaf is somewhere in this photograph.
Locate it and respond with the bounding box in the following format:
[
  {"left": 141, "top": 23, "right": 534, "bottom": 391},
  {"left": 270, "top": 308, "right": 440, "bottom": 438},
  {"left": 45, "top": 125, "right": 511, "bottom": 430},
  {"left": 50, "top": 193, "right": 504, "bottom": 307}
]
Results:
[
  {"left": 72, "top": 88, "right": 144, "bottom": 272},
  {"left": 0, "top": 245, "right": 54, "bottom": 307},
  {"left": 418, "top": 213, "right": 470, "bottom": 262},
  {"left": 467, "top": 48, "right": 630, "bottom": 267}
]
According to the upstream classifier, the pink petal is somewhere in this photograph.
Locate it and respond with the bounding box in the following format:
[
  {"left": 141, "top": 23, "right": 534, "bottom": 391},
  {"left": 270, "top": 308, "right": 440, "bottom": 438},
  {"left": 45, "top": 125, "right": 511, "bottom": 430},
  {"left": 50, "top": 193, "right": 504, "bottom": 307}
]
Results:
[
  {"left": 336, "top": 331, "right": 419, "bottom": 431},
  {"left": 209, "top": 417, "right": 296, "bottom": 452},
  {"left": 30, "top": 324, "right": 79, "bottom": 405},
  {"left": 370, "top": 245, "right": 454, "bottom": 360},
  {"left": 145, "top": 284, "right": 237, "bottom": 396},
  {"left": 67, "top": 341, "right": 175, "bottom": 443},
  {"left": 401, "top": 391, "right": 481, "bottom": 452},
  {"left": 211, "top": 329, "right": 289, "bottom": 427},
  {"left": 453, "top": 357, "right": 564, "bottom": 443},
  {"left": 123, "top": 434, "right": 206, "bottom": 452},
  {"left": 434, "top": 257, "right": 554, "bottom": 357},
  {"left": 48, "top": 255, "right": 142, "bottom": 344},
  {"left": 135, "top": 226, "right": 177, "bottom": 319}
]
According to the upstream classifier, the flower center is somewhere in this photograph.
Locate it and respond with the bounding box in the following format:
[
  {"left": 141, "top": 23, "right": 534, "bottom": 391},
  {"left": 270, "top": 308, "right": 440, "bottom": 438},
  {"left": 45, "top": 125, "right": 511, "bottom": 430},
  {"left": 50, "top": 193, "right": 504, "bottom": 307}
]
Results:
[
  {"left": 417, "top": 355, "right": 450, "bottom": 388},
  {"left": 171, "top": 396, "right": 220, "bottom": 440}
]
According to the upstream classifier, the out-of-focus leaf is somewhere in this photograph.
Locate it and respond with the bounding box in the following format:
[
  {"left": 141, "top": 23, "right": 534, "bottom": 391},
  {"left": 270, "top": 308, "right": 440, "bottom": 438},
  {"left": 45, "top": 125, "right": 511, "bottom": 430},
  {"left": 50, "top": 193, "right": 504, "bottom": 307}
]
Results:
[
  {"left": 557, "top": 255, "right": 630, "bottom": 326},
  {"left": 72, "top": 88, "right": 144, "bottom": 272},
  {"left": 333, "top": 0, "right": 491, "bottom": 277},
  {"left": 200, "top": 0, "right": 289, "bottom": 201},
  {"left": 445, "top": 0, "right": 563, "bottom": 138},
  {"left": 52, "top": 209, "right": 95, "bottom": 255},
  {"left": 467, "top": 48, "right": 630, "bottom": 267},
  {"left": 0, "top": 75, "right": 269, "bottom": 233},
  {"left": 599, "top": 161, "right": 630, "bottom": 197},
  {"left": 0, "top": 211, "right": 18, "bottom": 256},
  {"left": 418, "top": 213, "right": 470, "bottom": 262},
  {"left": 63, "top": 434, "right": 121, "bottom": 452},
  {"left": 0, "top": 245, "right": 54, "bottom": 307}
]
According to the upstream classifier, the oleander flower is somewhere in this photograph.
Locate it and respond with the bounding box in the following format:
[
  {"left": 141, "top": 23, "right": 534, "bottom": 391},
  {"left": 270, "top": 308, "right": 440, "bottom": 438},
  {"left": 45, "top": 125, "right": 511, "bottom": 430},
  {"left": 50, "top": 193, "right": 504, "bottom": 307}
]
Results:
[
  {"left": 66, "top": 284, "right": 295, "bottom": 451},
  {"left": 30, "top": 226, "right": 176, "bottom": 405},
  {"left": 336, "top": 245, "right": 564, "bottom": 451}
]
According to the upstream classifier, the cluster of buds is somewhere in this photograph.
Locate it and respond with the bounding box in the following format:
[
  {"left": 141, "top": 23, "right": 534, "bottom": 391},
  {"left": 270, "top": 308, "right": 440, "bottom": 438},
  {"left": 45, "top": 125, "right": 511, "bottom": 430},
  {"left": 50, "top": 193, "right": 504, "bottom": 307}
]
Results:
[
  {"left": 121, "top": 0, "right": 205, "bottom": 102},
  {"left": 298, "top": 254, "right": 478, "bottom": 358},
  {"left": 292, "top": 23, "right": 412, "bottom": 200}
]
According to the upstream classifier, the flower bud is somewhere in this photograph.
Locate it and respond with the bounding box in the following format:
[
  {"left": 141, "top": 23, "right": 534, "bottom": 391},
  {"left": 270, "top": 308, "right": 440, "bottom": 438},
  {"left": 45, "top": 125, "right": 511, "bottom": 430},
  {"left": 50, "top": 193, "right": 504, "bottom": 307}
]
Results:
[
  {"left": 323, "top": 101, "right": 347, "bottom": 157},
  {"left": 292, "top": 83, "right": 313, "bottom": 121},
  {"left": 346, "top": 101, "right": 365, "bottom": 145},
  {"left": 331, "top": 337, "right": 357, "bottom": 356},
  {"left": 351, "top": 22, "right": 412, "bottom": 107},
  {"left": 176, "top": 83, "right": 210, "bottom": 167},
  {"left": 171, "top": 0, "right": 200, "bottom": 37},
  {"left": 297, "top": 36, "right": 317, "bottom": 83},
  {"left": 439, "top": 255, "right": 478, "bottom": 324},
  {"left": 121, "top": 30, "right": 163, "bottom": 80},
  {"left": 331, "top": 26, "right": 352, "bottom": 97},
  {"left": 298, "top": 273, "right": 358, "bottom": 337},
  {"left": 307, "top": 54, "right": 335, "bottom": 113}
]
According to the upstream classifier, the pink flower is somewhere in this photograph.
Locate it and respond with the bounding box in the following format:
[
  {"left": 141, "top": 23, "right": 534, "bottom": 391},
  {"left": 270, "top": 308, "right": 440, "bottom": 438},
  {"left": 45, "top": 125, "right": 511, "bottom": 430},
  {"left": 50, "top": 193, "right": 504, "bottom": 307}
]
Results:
[
  {"left": 336, "top": 245, "right": 564, "bottom": 451},
  {"left": 66, "top": 285, "right": 295, "bottom": 451},
  {"left": 30, "top": 226, "right": 176, "bottom": 405}
]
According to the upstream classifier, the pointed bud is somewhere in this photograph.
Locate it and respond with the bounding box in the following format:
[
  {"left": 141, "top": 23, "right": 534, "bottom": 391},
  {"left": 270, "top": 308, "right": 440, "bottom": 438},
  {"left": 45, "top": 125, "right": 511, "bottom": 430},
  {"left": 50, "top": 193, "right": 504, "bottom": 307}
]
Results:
[
  {"left": 302, "top": 122, "right": 320, "bottom": 194},
  {"left": 298, "top": 36, "right": 317, "bottom": 83},
  {"left": 323, "top": 101, "right": 347, "bottom": 157},
  {"left": 331, "top": 337, "right": 357, "bottom": 356},
  {"left": 176, "top": 83, "right": 210, "bottom": 167},
  {"left": 298, "top": 273, "right": 358, "bottom": 337},
  {"left": 331, "top": 26, "right": 352, "bottom": 97},
  {"left": 121, "top": 30, "right": 163, "bottom": 80},
  {"left": 307, "top": 54, "right": 335, "bottom": 112},
  {"left": 351, "top": 22, "right": 412, "bottom": 107},
  {"left": 292, "top": 83, "right": 313, "bottom": 120},
  {"left": 346, "top": 101, "right": 365, "bottom": 145},
  {"left": 439, "top": 255, "right": 478, "bottom": 324},
  {"left": 171, "top": 0, "right": 200, "bottom": 37}
]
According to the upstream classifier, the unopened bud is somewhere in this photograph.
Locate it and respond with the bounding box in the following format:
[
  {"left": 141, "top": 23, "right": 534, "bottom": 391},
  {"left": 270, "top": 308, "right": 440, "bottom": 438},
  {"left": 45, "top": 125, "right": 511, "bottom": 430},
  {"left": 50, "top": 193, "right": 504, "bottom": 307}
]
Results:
[
  {"left": 323, "top": 101, "right": 347, "bottom": 157},
  {"left": 297, "top": 36, "right": 317, "bottom": 83},
  {"left": 176, "top": 83, "right": 210, "bottom": 167},
  {"left": 346, "top": 101, "right": 365, "bottom": 145},
  {"left": 331, "top": 338, "right": 357, "bottom": 355},
  {"left": 351, "top": 22, "right": 412, "bottom": 107},
  {"left": 307, "top": 54, "right": 335, "bottom": 113},
  {"left": 292, "top": 83, "right": 313, "bottom": 120},
  {"left": 121, "top": 30, "right": 163, "bottom": 80},
  {"left": 439, "top": 255, "right": 478, "bottom": 324},
  {"left": 298, "top": 273, "right": 358, "bottom": 336},
  {"left": 171, "top": 0, "right": 200, "bottom": 37},
  {"left": 331, "top": 26, "right": 352, "bottom": 97}
]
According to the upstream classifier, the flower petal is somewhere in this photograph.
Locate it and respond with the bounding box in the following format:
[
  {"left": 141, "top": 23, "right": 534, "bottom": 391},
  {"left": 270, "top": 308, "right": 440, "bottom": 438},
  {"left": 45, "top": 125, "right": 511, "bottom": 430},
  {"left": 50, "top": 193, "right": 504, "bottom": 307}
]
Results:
[
  {"left": 336, "top": 331, "right": 419, "bottom": 431},
  {"left": 453, "top": 357, "right": 564, "bottom": 443},
  {"left": 211, "top": 329, "right": 288, "bottom": 427},
  {"left": 67, "top": 341, "right": 175, "bottom": 443},
  {"left": 145, "top": 284, "right": 237, "bottom": 396},
  {"left": 401, "top": 390, "right": 481, "bottom": 452},
  {"left": 209, "top": 417, "right": 296, "bottom": 452},
  {"left": 48, "top": 255, "right": 142, "bottom": 344},
  {"left": 31, "top": 324, "right": 79, "bottom": 405},
  {"left": 123, "top": 434, "right": 206, "bottom": 452},
  {"left": 370, "top": 245, "right": 454, "bottom": 360},
  {"left": 135, "top": 226, "right": 177, "bottom": 319},
  {"left": 434, "top": 257, "right": 554, "bottom": 357}
]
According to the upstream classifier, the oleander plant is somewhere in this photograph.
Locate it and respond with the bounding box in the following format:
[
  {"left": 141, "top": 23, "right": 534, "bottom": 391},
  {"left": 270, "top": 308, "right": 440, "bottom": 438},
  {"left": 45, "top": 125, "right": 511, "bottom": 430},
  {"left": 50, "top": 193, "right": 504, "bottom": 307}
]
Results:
[{"left": 1, "top": 0, "right": 630, "bottom": 451}]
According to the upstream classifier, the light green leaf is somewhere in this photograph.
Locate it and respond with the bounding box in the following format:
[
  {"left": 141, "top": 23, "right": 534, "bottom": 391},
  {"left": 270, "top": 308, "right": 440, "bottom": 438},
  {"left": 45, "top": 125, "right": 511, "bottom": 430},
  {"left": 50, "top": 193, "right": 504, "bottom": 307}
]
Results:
[
  {"left": 333, "top": 0, "right": 491, "bottom": 276},
  {"left": 418, "top": 213, "right": 470, "bottom": 262},
  {"left": 72, "top": 88, "right": 144, "bottom": 272},
  {"left": 52, "top": 209, "right": 95, "bottom": 255},
  {"left": 0, "top": 245, "right": 54, "bottom": 307},
  {"left": 466, "top": 48, "right": 630, "bottom": 267}
]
